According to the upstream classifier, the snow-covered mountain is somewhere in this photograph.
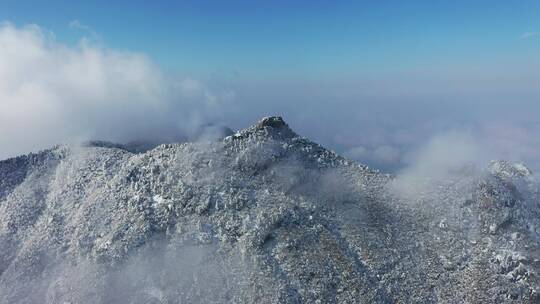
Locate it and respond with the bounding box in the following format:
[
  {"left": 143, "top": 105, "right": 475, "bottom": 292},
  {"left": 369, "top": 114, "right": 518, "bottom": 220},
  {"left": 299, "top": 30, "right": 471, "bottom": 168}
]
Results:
[{"left": 0, "top": 117, "right": 539, "bottom": 303}]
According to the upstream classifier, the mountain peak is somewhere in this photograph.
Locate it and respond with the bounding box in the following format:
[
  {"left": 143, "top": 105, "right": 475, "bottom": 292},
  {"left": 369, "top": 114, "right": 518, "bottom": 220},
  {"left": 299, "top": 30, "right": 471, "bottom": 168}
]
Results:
[
  {"left": 256, "top": 116, "right": 287, "bottom": 129},
  {"left": 230, "top": 116, "right": 298, "bottom": 141}
]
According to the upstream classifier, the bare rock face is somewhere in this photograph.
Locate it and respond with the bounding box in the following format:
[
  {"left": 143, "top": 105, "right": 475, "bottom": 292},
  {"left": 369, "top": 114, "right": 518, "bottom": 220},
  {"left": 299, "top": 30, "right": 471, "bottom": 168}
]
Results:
[
  {"left": 257, "top": 116, "right": 289, "bottom": 129},
  {"left": 0, "top": 117, "right": 539, "bottom": 303}
]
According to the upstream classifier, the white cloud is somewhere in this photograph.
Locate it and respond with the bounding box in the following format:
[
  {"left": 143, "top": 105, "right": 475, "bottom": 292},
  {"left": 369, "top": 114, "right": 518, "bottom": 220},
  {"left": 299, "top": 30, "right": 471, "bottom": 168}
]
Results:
[
  {"left": 520, "top": 32, "right": 540, "bottom": 39},
  {"left": 390, "top": 130, "right": 483, "bottom": 198},
  {"left": 69, "top": 19, "right": 101, "bottom": 41},
  {"left": 2, "top": 22, "right": 540, "bottom": 177},
  {"left": 0, "top": 23, "right": 225, "bottom": 160},
  {"left": 400, "top": 131, "right": 482, "bottom": 180}
]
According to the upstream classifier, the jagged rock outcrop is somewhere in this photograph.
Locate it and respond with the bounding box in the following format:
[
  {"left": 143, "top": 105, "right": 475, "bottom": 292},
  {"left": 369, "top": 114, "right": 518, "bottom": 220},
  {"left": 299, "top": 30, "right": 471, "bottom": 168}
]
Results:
[{"left": 0, "top": 117, "right": 538, "bottom": 303}]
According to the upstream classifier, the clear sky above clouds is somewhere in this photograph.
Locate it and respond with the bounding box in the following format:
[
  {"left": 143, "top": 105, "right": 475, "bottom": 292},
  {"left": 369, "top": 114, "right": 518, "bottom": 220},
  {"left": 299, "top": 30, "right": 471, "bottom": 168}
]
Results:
[
  {"left": 1, "top": 1, "right": 539, "bottom": 173},
  {"left": 2, "top": 0, "right": 539, "bottom": 76}
]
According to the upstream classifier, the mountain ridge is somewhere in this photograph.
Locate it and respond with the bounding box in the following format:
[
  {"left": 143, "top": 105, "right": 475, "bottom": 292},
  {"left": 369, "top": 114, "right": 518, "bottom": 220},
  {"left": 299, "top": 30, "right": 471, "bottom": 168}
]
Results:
[{"left": 0, "top": 117, "right": 538, "bottom": 303}]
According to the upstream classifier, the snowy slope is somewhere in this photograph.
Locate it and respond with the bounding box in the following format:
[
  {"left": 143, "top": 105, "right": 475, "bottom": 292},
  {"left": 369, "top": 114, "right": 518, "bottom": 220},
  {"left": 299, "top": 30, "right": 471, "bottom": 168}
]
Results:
[{"left": 0, "top": 117, "right": 539, "bottom": 303}]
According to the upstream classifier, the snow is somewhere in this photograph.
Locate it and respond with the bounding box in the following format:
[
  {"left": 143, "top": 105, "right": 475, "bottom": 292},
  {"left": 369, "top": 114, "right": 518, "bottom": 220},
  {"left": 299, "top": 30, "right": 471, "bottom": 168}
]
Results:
[
  {"left": 0, "top": 117, "right": 539, "bottom": 303},
  {"left": 152, "top": 194, "right": 166, "bottom": 205}
]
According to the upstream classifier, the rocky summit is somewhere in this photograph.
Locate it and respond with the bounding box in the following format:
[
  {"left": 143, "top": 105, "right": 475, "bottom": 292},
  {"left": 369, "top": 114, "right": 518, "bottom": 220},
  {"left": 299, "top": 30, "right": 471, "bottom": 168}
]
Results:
[{"left": 0, "top": 117, "right": 539, "bottom": 303}]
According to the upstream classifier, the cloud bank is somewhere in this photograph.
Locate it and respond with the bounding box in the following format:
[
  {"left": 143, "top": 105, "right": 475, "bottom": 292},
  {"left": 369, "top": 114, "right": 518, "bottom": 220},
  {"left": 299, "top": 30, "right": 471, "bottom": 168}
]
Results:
[
  {"left": 2, "top": 22, "right": 540, "bottom": 177},
  {"left": 0, "top": 22, "right": 227, "bottom": 160}
]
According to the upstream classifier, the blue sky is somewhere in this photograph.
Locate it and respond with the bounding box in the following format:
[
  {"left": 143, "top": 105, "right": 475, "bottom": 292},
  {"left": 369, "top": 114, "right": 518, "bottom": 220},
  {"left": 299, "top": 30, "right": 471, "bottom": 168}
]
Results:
[
  {"left": 1, "top": 0, "right": 539, "bottom": 78},
  {"left": 1, "top": 1, "right": 540, "bottom": 172}
]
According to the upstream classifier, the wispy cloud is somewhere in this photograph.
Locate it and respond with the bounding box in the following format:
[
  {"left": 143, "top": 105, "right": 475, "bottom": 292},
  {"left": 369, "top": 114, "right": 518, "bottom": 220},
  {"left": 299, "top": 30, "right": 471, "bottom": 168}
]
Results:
[
  {"left": 69, "top": 19, "right": 101, "bottom": 42},
  {"left": 520, "top": 31, "right": 540, "bottom": 40}
]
